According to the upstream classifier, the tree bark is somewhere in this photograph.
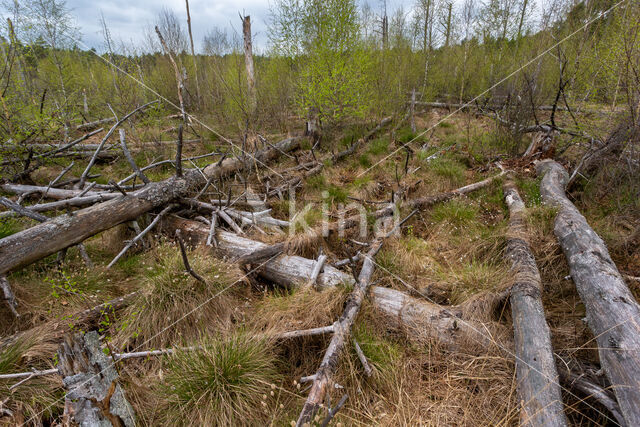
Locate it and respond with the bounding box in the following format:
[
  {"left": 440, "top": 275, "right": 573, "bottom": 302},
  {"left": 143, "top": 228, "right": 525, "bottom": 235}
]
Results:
[
  {"left": 503, "top": 180, "right": 566, "bottom": 427},
  {"left": 537, "top": 159, "right": 640, "bottom": 426},
  {"left": 242, "top": 15, "right": 256, "bottom": 116},
  {"left": 57, "top": 331, "right": 135, "bottom": 426},
  {"left": 0, "top": 137, "right": 301, "bottom": 276},
  {"left": 185, "top": 0, "right": 201, "bottom": 104},
  {"left": 163, "top": 216, "right": 354, "bottom": 289}
]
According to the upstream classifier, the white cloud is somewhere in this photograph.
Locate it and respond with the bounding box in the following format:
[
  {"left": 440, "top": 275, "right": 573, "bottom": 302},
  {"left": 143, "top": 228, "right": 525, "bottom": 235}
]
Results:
[{"left": 66, "top": 0, "right": 272, "bottom": 52}]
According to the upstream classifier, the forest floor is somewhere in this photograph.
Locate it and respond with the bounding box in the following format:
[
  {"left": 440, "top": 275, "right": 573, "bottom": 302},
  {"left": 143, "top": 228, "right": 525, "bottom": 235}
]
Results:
[{"left": 1, "top": 108, "right": 639, "bottom": 426}]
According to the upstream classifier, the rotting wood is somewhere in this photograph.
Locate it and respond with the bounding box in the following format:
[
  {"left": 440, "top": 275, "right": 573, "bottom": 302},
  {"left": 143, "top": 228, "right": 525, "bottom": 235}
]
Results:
[
  {"left": 503, "top": 179, "right": 567, "bottom": 427},
  {"left": 57, "top": 331, "right": 136, "bottom": 426},
  {"left": 162, "top": 216, "right": 623, "bottom": 423},
  {"left": 162, "top": 216, "right": 354, "bottom": 289},
  {"left": 242, "top": 15, "right": 256, "bottom": 115},
  {"left": 537, "top": 159, "right": 640, "bottom": 427},
  {"left": 0, "top": 136, "right": 301, "bottom": 276}
]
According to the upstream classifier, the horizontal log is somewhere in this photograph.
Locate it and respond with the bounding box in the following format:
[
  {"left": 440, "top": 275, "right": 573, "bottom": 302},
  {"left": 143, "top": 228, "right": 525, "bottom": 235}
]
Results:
[
  {"left": 0, "top": 137, "right": 302, "bottom": 276},
  {"left": 163, "top": 216, "right": 354, "bottom": 289}
]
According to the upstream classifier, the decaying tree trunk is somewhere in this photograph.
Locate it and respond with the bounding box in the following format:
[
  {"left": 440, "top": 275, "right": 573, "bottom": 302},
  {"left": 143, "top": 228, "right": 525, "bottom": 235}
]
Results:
[
  {"left": 57, "top": 331, "right": 135, "bottom": 426},
  {"left": 164, "top": 217, "right": 622, "bottom": 423},
  {"left": 0, "top": 137, "right": 301, "bottom": 276},
  {"left": 537, "top": 159, "right": 640, "bottom": 426},
  {"left": 163, "top": 216, "right": 353, "bottom": 289},
  {"left": 242, "top": 15, "right": 256, "bottom": 116},
  {"left": 503, "top": 180, "right": 567, "bottom": 427}
]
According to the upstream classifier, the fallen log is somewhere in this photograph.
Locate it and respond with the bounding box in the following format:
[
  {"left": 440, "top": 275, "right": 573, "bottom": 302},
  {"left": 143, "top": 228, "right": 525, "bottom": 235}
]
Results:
[
  {"left": 57, "top": 331, "right": 136, "bottom": 426},
  {"left": 163, "top": 216, "right": 354, "bottom": 289},
  {"left": 0, "top": 137, "right": 302, "bottom": 276},
  {"left": 537, "top": 159, "right": 640, "bottom": 426},
  {"left": 503, "top": 180, "right": 566, "bottom": 427}
]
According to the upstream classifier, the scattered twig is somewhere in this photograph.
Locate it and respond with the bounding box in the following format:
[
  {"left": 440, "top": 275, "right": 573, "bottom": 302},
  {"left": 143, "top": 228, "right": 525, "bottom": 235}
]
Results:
[
  {"left": 119, "top": 129, "right": 149, "bottom": 184},
  {"left": 321, "top": 394, "right": 349, "bottom": 427},
  {"left": 0, "top": 197, "right": 48, "bottom": 222},
  {"left": 175, "top": 229, "right": 207, "bottom": 284},
  {"left": 353, "top": 339, "right": 373, "bottom": 377}
]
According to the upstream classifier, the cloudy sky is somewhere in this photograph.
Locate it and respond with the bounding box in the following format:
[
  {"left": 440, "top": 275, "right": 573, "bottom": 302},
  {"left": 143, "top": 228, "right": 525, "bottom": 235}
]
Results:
[{"left": 67, "top": 0, "right": 415, "bottom": 53}]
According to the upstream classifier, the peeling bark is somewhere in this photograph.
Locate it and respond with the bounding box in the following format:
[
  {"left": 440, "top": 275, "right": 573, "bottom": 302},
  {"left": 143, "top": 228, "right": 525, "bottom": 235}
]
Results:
[
  {"left": 504, "top": 180, "right": 566, "bottom": 427},
  {"left": 537, "top": 159, "right": 640, "bottom": 426},
  {"left": 57, "top": 331, "right": 135, "bottom": 426}
]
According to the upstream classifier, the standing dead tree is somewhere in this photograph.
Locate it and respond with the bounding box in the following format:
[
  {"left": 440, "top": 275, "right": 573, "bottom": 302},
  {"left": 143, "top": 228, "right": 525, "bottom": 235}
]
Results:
[
  {"left": 184, "top": 0, "right": 201, "bottom": 105},
  {"left": 57, "top": 331, "right": 136, "bottom": 426},
  {"left": 503, "top": 179, "right": 567, "bottom": 426},
  {"left": 242, "top": 15, "right": 257, "bottom": 117},
  {"left": 537, "top": 159, "right": 640, "bottom": 426},
  {"left": 0, "top": 137, "right": 302, "bottom": 276}
]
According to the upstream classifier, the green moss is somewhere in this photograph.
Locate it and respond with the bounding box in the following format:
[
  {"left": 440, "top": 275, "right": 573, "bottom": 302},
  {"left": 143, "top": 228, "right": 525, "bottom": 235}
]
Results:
[{"left": 0, "top": 218, "right": 22, "bottom": 239}]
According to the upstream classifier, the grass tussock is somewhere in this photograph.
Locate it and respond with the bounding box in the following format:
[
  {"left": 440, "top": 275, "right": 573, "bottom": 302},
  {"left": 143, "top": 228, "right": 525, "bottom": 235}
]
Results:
[
  {"left": 112, "top": 243, "right": 246, "bottom": 349},
  {"left": 156, "top": 334, "right": 280, "bottom": 426}
]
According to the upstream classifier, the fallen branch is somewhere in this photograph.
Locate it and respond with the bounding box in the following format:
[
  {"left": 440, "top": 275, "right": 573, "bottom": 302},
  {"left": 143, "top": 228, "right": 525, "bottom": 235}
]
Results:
[
  {"left": 107, "top": 205, "right": 175, "bottom": 268},
  {"left": 1, "top": 276, "right": 19, "bottom": 317},
  {"left": 175, "top": 229, "right": 207, "bottom": 284}
]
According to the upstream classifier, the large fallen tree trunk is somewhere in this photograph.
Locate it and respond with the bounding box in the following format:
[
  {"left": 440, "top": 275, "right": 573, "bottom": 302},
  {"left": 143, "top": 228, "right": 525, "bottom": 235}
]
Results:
[
  {"left": 163, "top": 216, "right": 353, "bottom": 289},
  {"left": 57, "top": 331, "right": 136, "bottom": 426},
  {"left": 537, "top": 159, "right": 640, "bottom": 426},
  {"left": 0, "top": 137, "right": 301, "bottom": 275},
  {"left": 503, "top": 180, "right": 567, "bottom": 427}
]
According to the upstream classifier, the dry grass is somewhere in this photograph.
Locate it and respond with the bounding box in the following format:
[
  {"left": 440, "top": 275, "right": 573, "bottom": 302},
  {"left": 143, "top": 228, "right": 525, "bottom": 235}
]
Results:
[
  {"left": 112, "top": 243, "right": 247, "bottom": 350},
  {"left": 2, "top": 112, "right": 637, "bottom": 426}
]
